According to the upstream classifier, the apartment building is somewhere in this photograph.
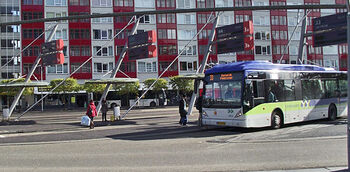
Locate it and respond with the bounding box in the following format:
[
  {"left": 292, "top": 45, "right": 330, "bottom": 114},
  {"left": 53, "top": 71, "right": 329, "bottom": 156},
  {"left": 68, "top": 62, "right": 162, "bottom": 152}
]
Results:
[
  {"left": 18, "top": 0, "right": 346, "bottom": 85},
  {"left": 0, "top": 0, "right": 21, "bottom": 79}
]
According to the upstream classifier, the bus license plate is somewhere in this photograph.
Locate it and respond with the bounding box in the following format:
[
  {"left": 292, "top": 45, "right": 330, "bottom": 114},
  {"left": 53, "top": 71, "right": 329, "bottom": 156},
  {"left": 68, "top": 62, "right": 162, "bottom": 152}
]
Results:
[{"left": 217, "top": 122, "right": 226, "bottom": 125}]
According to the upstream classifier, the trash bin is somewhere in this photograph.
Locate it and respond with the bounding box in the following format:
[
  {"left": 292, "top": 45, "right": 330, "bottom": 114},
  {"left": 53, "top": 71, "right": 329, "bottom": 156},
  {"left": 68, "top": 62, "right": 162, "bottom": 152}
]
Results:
[
  {"left": 113, "top": 106, "right": 120, "bottom": 120},
  {"left": 2, "top": 108, "right": 9, "bottom": 120}
]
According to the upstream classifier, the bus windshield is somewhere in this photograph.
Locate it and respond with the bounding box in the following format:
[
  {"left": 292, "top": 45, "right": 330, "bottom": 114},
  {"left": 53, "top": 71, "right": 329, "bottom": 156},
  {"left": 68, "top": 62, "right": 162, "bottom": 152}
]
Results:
[{"left": 203, "top": 81, "right": 242, "bottom": 108}]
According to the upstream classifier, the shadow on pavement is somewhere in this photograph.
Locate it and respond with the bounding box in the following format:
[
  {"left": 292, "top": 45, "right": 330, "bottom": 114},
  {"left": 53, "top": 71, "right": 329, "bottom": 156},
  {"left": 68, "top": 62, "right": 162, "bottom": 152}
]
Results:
[
  {"left": 66, "top": 120, "right": 137, "bottom": 127},
  {"left": 0, "top": 120, "right": 36, "bottom": 126}
]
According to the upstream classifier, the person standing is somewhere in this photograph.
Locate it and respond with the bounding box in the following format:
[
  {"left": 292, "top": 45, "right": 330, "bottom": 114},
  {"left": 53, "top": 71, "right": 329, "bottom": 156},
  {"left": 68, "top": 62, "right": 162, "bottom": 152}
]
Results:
[
  {"left": 87, "top": 100, "right": 97, "bottom": 129},
  {"left": 195, "top": 95, "right": 203, "bottom": 126},
  {"left": 101, "top": 99, "right": 108, "bottom": 122},
  {"left": 179, "top": 94, "right": 187, "bottom": 126}
]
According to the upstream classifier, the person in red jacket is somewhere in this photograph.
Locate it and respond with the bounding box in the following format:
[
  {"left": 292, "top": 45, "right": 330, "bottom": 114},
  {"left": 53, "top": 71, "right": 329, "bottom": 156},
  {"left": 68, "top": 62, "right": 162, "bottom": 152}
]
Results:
[{"left": 86, "top": 100, "right": 97, "bottom": 129}]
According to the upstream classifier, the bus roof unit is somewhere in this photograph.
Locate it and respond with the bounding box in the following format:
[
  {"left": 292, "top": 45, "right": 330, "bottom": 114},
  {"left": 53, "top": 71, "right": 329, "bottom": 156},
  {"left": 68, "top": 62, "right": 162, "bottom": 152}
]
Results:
[{"left": 204, "top": 61, "right": 335, "bottom": 75}]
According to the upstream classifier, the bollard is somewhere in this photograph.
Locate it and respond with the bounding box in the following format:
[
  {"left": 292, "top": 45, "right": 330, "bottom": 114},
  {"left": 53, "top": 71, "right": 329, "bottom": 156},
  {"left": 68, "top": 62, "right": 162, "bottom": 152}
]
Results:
[
  {"left": 113, "top": 106, "right": 120, "bottom": 120},
  {"left": 2, "top": 108, "right": 10, "bottom": 121}
]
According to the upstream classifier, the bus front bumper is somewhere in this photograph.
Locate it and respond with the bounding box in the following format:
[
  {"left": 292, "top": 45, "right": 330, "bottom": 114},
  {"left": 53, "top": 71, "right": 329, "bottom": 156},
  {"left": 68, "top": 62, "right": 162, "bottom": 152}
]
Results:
[{"left": 202, "top": 118, "right": 248, "bottom": 127}]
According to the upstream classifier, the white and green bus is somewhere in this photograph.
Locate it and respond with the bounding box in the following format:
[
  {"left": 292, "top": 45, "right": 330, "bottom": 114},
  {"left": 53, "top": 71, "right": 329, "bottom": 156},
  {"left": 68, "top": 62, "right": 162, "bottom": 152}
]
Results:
[{"left": 201, "top": 61, "right": 347, "bottom": 128}]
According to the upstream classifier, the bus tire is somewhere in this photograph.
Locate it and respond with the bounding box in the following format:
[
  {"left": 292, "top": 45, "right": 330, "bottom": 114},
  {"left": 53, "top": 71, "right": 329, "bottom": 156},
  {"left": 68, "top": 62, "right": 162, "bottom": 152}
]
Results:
[
  {"left": 271, "top": 111, "right": 283, "bottom": 129},
  {"left": 328, "top": 104, "right": 337, "bottom": 121},
  {"left": 150, "top": 102, "right": 156, "bottom": 107}
]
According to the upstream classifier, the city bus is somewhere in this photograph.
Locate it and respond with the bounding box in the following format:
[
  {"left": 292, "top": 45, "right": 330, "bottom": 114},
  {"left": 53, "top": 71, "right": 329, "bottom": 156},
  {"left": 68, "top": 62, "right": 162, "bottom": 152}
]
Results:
[{"left": 201, "top": 61, "right": 347, "bottom": 128}]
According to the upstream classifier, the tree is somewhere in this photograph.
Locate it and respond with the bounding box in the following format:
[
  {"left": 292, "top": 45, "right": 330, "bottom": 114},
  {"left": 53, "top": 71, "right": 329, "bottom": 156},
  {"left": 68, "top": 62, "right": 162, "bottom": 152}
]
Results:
[
  {"left": 169, "top": 76, "right": 194, "bottom": 95},
  {"left": 0, "top": 78, "right": 33, "bottom": 96},
  {"left": 114, "top": 82, "right": 139, "bottom": 97},
  {"left": 83, "top": 83, "right": 106, "bottom": 94},
  {"left": 114, "top": 82, "right": 140, "bottom": 106},
  {"left": 143, "top": 78, "right": 168, "bottom": 92},
  {"left": 50, "top": 78, "right": 81, "bottom": 107}
]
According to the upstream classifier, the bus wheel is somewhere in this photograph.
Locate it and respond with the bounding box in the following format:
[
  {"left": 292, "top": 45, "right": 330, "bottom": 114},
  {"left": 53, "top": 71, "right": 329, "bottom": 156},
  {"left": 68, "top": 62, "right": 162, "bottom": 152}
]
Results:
[
  {"left": 150, "top": 102, "right": 156, "bottom": 107},
  {"left": 328, "top": 105, "right": 337, "bottom": 121},
  {"left": 271, "top": 111, "right": 282, "bottom": 129}
]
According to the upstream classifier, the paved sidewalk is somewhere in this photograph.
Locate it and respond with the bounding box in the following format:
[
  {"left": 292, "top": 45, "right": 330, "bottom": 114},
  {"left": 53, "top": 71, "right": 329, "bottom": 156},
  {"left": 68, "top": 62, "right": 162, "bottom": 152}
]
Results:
[
  {"left": 256, "top": 167, "right": 348, "bottom": 172},
  {"left": 0, "top": 107, "right": 180, "bottom": 135},
  {"left": 0, "top": 107, "right": 348, "bottom": 172}
]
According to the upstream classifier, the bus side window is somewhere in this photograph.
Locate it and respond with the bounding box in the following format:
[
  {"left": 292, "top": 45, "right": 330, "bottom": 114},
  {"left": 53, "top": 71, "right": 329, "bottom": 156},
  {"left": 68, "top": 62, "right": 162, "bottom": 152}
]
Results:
[
  {"left": 283, "top": 80, "right": 296, "bottom": 101},
  {"left": 324, "top": 80, "right": 337, "bottom": 98},
  {"left": 339, "top": 79, "right": 348, "bottom": 97},
  {"left": 253, "top": 81, "right": 265, "bottom": 106}
]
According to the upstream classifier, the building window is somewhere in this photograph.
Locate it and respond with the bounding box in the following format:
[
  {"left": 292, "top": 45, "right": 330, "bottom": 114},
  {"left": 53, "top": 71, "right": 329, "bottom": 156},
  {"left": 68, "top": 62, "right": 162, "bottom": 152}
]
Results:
[
  {"left": 93, "top": 62, "right": 113, "bottom": 73},
  {"left": 157, "top": 14, "right": 175, "bottom": 24},
  {"left": 23, "top": 12, "right": 43, "bottom": 20},
  {"left": 157, "top": 0, "right": 175, "bottom": 8},
  {"left": 22, "top": 0, "right": 43, "bottom": 5},
  {"left": 93, "top": 46, "right": 113, "bottom": 56},
  {"left": 177, "top": 0, "right": 195, "bottom": 8},
  {"left": 93, "top": 29, "right": 113, "bottom": 40},
  {"left": 272, "top": 45, "right": 288, "bottom": 55},
  {"left": 46, "top": 0, "right": 68, "bottom": 6},
  {"left": 157, "top": 29, "right": 176, "bottom": 39},
  {"left": 134, "top": 0, "right": 155, "bottom": 7},
  {"left": 199, "top": 45, "right": 216, "bottom": 55},
  {"left": 69, "top": 29, "right": 90, "bottom": 39},
  {"left": 180, "top": 61, "right": 197, "bottom": 71},
  {"left": 115, "top": 29, "right": 131, "bottom": 39},
  {"left": 255, "top": 45, "right": 271, "bottom": 55},
  {"left": 254, "top": 31, "right": 270, "bottom": 40},
  {"left": 159, "top": 61, "right": 178, "bottom": 71},
  {"left": 139, "top": 15, "right": 155, "bottom": 24},
  {"left": 119, "top": 62, "right": 136, "bottom": 72},
  {"left": 70, "top": 46, "right": 91, "bottom": 56},
  {"left": 23, "top": 63, "right": 40, "bottom": 74},
  {"left": 114, "top": 0, "right": 133, "bottom": 6},
  {"left": 178, "top": 29, "right": 196, "bottom": 40},
  {"left": 234, "top": 0, "right": 251, "bottom": 7},
  {"left": 115, "top": 16, "right": 133, "bottom": 23},
  {"left": 138, "top": 61, "right": 157, "bottom": 73},
  {"left": 178, "top": 45, "right": 197, "bottom": 55},
  {"left": 71, "top": 62, "right": 91, "bottom": 73},
  {"left": 47, "top": 63, "right": 68, "bottom": 74},
  {"left": 92, "top": 0, "right": 112, "bottom": 6},
  {"left": 177, "top": 14, "right": 196, "bottom": 24},
  {"left": 69, "top": 12, "right": 90, "bottom": 23},
  {"left": 158, "top": 45, "right": 177, "bottom": 55}
]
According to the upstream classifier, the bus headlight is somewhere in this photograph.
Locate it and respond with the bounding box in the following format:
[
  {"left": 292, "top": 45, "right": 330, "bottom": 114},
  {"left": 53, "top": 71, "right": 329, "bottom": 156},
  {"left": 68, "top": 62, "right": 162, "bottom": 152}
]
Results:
[{"left": 234, "top": 110, "right": 242, "bottom": 118}]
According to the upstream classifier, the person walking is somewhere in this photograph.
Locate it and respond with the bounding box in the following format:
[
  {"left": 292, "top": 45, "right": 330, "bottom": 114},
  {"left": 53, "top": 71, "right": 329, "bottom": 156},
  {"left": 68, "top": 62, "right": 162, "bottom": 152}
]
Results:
[
  {"left": 179, "top": 94, "right": 187, "bottom": 126},
  {"left": 101, "top": 99, "right": 108, "bottom": 122},
  {"left": 86, "top": 100, "right": 97, "bottom": 129}
]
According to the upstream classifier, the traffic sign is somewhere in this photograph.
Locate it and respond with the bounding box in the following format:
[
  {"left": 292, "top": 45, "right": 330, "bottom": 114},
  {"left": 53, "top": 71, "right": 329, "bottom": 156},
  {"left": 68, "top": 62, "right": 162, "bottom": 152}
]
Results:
[
  {"left": 41, "top": 39, "right": 65, "bottom": 66},
  {"left": 216, "top": 21, "right": 254, "bottom": 54},
  {"left": 128, "top": 45, "right": 157, "bottom": 60},
  {"left": 41, "top": 39, "right": 64, "bottom": 54},
  {"left": 312, "top": 12, "right": 347, "bottom": 47},
  {"left": 128, "top": 30, "right": 156, "bottom": 48},
  {"left": 42, "top": 52, "right": 64, "bottom": 66}
]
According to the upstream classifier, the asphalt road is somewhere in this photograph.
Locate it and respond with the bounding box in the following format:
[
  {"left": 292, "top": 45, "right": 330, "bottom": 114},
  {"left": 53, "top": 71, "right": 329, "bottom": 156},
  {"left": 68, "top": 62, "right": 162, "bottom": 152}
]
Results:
[{"left": 0, "top": 107, "right": 347, "bottom": 171}]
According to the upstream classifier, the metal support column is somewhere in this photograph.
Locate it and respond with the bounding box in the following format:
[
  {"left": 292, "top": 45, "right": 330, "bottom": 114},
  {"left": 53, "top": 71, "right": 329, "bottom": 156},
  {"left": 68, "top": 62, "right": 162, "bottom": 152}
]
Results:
[
  {"left": 7, "top": 24, "right": 58, "bottom": 118},
  {"left": 297, "top": 11, "right": 307, "bottom": 64},
  {"left": 186, "top": 15, "right": 219, "bottom": 116},
  {"left": 96, "top": 17, "right": 140, "bottom": 115},
  {"left": 346, "top": 0, "right": 350, "bottom": 169}
]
